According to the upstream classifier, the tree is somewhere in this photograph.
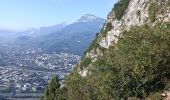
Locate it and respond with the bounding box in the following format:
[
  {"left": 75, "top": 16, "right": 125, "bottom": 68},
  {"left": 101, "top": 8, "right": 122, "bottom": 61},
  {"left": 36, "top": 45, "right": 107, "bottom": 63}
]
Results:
[{"left": 44, "top": 75, "right": 62, "bottom": 100}]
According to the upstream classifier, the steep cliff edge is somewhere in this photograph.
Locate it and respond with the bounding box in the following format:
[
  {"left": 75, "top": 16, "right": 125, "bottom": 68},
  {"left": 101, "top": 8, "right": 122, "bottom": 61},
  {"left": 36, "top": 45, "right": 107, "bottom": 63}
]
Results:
[
  {"left": 68, "top": 0, "right": 170, "bottom": 99},
  {"left": 43, "top": 0, "right": 170, "bottom": 99},
  {"left": 78, "top": 0, "right": 170, "bottom": 77}
]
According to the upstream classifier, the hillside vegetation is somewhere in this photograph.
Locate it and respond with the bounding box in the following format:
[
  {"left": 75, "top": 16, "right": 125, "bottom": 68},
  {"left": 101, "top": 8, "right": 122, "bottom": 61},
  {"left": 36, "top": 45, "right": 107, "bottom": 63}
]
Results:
[
  {"left": 42, "top": 23, "right": 170, "bottom": 100},
  {"left": 63, "top": 23, "right": 170, "bottom": 100},
  {"left": 42, "top": 0, "right": 170, "bottom": 99}
]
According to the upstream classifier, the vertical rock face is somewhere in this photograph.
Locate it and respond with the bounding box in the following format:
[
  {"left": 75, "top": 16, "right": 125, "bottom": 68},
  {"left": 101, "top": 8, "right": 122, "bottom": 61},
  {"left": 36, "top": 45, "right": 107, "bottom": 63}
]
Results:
[
  {"left": 78, "top": 0, "right": 170, "bottom": 77},
  {"left": 99, "top": 0, "right": 150, "bottom": 49},
  {"left": 100, "top": 0, "right": 170, "bottom": 49}
]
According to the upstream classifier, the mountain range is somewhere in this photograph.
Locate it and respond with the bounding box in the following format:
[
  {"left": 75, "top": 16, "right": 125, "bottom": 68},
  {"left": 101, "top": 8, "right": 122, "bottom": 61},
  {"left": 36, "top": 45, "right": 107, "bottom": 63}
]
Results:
[{"left": 0, "top": 14, "right": 105, "bottom": 55}]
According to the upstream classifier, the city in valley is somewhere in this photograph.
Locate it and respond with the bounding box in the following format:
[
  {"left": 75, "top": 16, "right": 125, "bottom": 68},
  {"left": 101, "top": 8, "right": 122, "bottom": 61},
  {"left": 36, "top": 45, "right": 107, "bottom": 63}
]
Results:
[{"left": 0, "top": 42, "right": 80, "bottom": 99}]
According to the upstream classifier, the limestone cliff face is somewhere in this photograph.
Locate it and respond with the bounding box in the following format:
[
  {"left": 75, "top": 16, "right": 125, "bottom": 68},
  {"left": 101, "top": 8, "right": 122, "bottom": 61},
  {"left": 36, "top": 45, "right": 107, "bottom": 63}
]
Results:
[
  {"left": 78, "top": 0, "right": 170, "bottom": 77},
  {"left": 100, "top": 0, "right": 170, "bottom": 48}
]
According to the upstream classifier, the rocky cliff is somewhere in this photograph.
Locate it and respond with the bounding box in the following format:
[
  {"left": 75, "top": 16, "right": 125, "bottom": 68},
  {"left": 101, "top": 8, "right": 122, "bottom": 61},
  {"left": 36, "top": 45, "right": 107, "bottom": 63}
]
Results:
[
  {"left": 43, "top": 0, "right": 170, "bottom": 99},
  {"left": 78, "top": 0, "right": 170, "bottom": 77}
]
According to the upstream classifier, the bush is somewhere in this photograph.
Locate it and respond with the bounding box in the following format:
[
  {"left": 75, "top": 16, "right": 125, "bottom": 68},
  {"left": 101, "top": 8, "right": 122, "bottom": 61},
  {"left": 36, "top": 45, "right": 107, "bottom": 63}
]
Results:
[
  {"left": 148, "top": 3, "right": 158, "bottom": 22},
  {"left": 105, "top": 22, "right": 112, "bottom": 32},
  {"left": 114, "top": 23, "right": 170, "bottom": 98},
  {"left": 113, "top": 0, "right": 130, "bottom": 20},
  {"left": 44, "top": 75, "right": 62, "bottom": 100},
  {"left": 85, "top": 33, "right": 99, "bottom": 52},
  {"left": 46, "top": 23, "right": 170, "bottom": 100},
  {"left": 68, "top": 23, "right": 170, "bottom": 99},
  {"left": 79, "top": 57, "right": 92, "bottom": 69}
]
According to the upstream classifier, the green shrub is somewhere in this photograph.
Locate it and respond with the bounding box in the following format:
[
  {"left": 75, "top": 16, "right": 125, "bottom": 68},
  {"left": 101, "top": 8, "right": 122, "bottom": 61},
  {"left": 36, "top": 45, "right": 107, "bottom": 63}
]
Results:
[
  {"left": 44, "top": 76, "right": 62, "bottom": 100},
  {"left": 85, "top": 22, "right": 112, "bottom": 53},
  {"left": 47, "top": 23, "right": 170, "bottom": 100},
  {"left": 64, "top": 70, "right": 87, "bottom": 100},
  {"left": 79, "top": 57, "right": 92, "bottom": 69},
  {"left": 113, "top": 0, "right": 130, "bottom": 20},
  {"left": 148, "top": 3, "right": 158, "bottom": 22},
  {"left": 101, "top": 22, "right": 113, "bottom": 37},
  {"left": 105, "top": 22, "right": 112, "bottom": 32},
  {"left": 114, "top": 23, "right": 170, "bottom": 98},
  {"left": 85, "top": 33, "right": 99, "bottom": 53},
  {"left": 166, "top": 22, "right": 170, "bottom": 28}
]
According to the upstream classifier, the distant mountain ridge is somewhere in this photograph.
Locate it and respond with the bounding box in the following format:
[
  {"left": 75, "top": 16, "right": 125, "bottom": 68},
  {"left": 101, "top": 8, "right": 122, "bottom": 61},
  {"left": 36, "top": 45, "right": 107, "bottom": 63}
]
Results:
[
  {"left": 16, "top": 14, "right": 105, "bottom": 55},
  {"left": 0, "top": 30, "right": 17, "bottom": 40},
  {"left": 78, "top": 14, "right": 104, "bottom": 22}
]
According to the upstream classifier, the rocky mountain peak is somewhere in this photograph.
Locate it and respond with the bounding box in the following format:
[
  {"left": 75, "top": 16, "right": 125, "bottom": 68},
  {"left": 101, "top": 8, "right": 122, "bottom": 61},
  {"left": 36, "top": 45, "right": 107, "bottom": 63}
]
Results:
[{"left": 78, "top": 14, "right": 104, "bottom": 22}]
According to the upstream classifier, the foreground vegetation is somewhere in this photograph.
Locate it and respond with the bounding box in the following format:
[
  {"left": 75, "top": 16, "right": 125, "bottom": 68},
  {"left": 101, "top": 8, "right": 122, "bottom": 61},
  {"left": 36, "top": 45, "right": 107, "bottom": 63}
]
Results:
[
  {"left": 41, "top": 0, "right": 170, "bottom": 99},
  {"left": 41, "top": 22, "right": 170, "bottom": 100}
]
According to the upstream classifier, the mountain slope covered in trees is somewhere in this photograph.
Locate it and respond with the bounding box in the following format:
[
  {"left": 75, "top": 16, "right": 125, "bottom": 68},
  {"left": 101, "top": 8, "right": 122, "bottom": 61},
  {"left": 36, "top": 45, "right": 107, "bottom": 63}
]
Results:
[{"left": 43, "top": 0, "right": 170, "bottom": 99}]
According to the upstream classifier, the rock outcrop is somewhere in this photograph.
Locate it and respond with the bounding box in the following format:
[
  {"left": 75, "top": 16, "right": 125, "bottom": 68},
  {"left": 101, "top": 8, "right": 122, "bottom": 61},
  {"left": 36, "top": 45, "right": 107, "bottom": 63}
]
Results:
[{"left": 78, "top": 0, "right": 170, "bottom": 77}]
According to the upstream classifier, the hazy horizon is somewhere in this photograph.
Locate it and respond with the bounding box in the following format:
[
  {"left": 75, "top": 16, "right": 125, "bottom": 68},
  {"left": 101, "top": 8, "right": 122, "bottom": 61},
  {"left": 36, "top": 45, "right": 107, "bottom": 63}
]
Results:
[{"left": 0, "top": 0, "right": 117, "bottom": 31}]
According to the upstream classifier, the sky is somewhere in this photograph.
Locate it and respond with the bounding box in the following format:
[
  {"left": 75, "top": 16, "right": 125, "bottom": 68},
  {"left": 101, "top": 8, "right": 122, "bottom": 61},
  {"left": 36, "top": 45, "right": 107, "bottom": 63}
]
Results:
[{"left": 0, "top": 0, "right": 117, "bottom": 30}]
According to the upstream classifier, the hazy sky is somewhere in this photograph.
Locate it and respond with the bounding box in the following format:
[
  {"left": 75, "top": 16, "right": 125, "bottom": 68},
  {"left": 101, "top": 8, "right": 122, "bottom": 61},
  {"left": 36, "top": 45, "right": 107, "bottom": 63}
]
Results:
[{"left": 0, "top": 0, "right": 117, "bottom": 30}]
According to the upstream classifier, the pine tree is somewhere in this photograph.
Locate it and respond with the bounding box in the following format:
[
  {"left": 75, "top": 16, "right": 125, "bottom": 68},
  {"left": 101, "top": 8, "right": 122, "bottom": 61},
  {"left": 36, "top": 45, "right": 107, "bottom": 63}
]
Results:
[{"left": 44, "top": 75, "right": 62, "bottom": 100}]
